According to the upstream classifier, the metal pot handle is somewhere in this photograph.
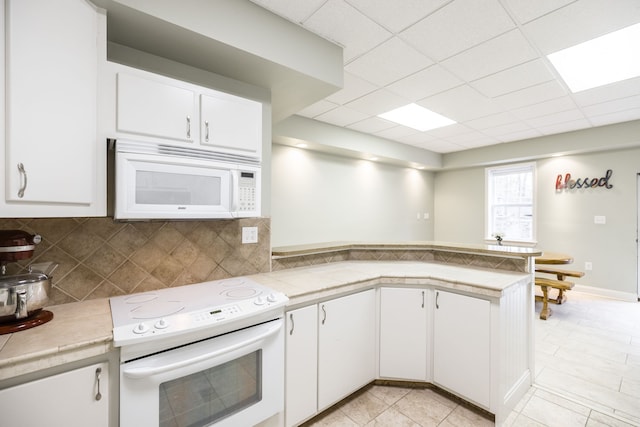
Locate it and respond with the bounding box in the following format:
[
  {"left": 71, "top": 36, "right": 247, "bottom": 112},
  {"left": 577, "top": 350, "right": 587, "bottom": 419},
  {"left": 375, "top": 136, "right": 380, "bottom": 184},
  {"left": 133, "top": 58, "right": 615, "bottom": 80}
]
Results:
[{"left": 15, "top": 289, "right": 28, "bottom": 319}]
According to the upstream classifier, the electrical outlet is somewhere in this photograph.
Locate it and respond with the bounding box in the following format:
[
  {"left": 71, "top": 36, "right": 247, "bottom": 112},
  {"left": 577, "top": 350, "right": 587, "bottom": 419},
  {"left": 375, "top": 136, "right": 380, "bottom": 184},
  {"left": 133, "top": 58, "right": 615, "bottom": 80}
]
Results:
[
  {"left": 242, "top": 227, "right": 258, "bottom": 244},
  {"left": 585, "top": 261, "right": 593, "bottom": 271}
]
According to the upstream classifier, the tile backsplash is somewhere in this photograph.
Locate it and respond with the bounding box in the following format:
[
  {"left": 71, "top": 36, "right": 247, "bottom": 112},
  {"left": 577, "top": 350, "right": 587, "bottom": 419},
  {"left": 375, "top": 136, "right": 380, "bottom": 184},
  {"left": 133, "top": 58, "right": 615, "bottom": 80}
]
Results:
[{"left": 0, "top": 217, "right": 271, "bottom": 305}]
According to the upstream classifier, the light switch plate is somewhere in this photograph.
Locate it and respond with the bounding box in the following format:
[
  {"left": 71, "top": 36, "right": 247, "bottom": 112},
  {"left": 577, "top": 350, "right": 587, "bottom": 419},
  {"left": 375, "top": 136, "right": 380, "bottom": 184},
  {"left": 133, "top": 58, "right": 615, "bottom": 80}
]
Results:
[
  {"left": 594, "top": 215, "right": 606, "bottom": 224},
  {"left": 242, "top": 226, "right": 258, "bottom": 244}
]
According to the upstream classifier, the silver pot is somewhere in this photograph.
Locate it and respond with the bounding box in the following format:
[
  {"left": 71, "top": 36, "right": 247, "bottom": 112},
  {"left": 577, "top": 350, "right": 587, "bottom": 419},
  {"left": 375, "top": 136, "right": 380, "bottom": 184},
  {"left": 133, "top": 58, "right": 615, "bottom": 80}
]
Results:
[{"left": 0, "top": 272, "right": 51, "bottom": 322}]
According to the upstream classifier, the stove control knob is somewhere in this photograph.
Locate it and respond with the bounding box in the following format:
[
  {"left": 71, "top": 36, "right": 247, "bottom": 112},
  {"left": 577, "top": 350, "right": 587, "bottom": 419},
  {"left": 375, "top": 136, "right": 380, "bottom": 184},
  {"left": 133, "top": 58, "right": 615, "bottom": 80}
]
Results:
[
  {"left": 133, "top": 323, "right": 150, "bottom": 334},
  {"left": 155, "top": 318, "right": 169, "bottom": 329},
  {"left": 254, "top": 296, "right": 266, "bottom": 306},
  {"left": 267, "top": 293, "right": 278, "bottom": 303}
]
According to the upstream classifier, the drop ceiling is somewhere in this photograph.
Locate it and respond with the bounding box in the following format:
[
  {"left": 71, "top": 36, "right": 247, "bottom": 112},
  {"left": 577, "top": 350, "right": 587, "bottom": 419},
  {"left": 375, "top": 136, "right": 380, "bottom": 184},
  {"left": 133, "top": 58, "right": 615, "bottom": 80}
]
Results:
[{"left": 250, "top": 0, "right": 640, "bottom": 153}]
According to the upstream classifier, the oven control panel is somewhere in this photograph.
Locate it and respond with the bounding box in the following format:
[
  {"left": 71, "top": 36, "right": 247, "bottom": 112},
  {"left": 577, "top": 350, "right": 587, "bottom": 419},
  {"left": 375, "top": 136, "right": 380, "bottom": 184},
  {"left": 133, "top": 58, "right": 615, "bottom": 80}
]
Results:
[{"left": 111, "top": 289, "right": 289, "bottom": 347}]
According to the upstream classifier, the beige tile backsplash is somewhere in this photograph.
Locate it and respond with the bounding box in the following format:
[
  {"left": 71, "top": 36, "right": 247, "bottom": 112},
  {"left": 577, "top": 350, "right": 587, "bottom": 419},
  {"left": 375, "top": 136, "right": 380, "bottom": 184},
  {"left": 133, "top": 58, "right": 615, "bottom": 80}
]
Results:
[{"left": 0, "top": 217, "right": 271, "bottom": 305}]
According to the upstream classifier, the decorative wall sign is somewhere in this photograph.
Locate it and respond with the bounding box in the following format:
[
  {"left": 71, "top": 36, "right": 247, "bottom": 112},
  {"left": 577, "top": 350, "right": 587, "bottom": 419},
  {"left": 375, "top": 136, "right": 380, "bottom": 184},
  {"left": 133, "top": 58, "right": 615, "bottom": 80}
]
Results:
[{"left": 555, "top": 169, "right": 613, "bottom": 190}]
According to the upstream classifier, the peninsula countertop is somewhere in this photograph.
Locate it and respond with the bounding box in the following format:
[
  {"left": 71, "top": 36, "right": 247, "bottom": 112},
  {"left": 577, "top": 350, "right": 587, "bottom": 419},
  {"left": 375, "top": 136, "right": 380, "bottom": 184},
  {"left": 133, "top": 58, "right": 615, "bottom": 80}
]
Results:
[{"left": 0, "top": 260, "right": 531, "bottom": 382}]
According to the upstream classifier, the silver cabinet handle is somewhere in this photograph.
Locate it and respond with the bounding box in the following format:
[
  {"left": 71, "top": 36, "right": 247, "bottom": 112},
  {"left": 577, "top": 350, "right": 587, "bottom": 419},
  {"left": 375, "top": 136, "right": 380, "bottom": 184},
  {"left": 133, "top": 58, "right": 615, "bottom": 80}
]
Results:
[
  {"left": 321, "top": 305, "right": 327, "bottom": 325},
  {"left": 205, "top": 120, "right": 209, "bottom": 142},
  {"left": 422, "top": 290, "right": 425, "bottom": 308},
  {"left": 95, "top": 367, "right": 102, "bottom": 401},
  {"left": 186, "top": 116, "right": 191, "bottom": 139},
  {"left": 435, "top": 291, "right": 440, "bottom": 309},
  {"left": 289, "top": 313, "right": 294, "bottom": 335},
  {"left": 17, "top": 163, "right": 27, "bottom": 198}
]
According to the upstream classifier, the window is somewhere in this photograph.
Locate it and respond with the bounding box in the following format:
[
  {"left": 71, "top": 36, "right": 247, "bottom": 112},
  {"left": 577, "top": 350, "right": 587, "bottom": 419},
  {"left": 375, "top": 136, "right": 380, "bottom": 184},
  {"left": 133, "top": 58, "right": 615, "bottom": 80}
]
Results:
[{"left": 486, "top": 162, "right": 535, "bottom": 244}]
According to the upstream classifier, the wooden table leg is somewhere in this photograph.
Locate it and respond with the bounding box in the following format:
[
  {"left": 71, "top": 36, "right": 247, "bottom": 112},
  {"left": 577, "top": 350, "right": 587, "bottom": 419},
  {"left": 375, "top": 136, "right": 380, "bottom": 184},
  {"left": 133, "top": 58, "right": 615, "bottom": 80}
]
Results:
[{"left": 539, "top": 285, "right": 552, "bottom": 320}]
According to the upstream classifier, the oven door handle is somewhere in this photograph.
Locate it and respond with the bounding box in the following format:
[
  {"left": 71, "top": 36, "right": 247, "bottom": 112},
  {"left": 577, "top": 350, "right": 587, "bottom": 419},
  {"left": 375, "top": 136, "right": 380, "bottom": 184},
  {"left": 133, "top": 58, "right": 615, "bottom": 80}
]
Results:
[{"left": 122, "top": 321, "right": 282, "bottom": 379}]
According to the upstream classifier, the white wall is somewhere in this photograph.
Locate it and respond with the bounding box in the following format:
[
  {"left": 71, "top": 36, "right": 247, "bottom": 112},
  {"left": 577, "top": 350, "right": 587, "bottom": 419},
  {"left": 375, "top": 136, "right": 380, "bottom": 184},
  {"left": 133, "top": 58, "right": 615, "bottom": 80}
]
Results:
[
  {"left": 435, "top": 147, "right": 640, "bottom": 298},
  {"left": 271, "top": 144, "right": 434, "bottom": 247}
]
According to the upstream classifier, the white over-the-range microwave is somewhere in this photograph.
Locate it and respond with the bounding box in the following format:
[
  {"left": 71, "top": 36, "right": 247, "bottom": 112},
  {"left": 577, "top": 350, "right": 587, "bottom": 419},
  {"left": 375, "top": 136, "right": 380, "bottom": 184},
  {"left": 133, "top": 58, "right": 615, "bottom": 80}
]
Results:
[{"left": 109, "top": 140, "right": 260, "bottom": 220}]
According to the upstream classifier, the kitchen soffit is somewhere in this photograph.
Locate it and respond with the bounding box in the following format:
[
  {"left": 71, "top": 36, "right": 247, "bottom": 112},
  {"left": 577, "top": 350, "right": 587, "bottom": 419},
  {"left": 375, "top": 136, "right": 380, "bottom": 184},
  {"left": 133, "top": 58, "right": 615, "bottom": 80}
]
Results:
[{"left": 251, "top": 0, "right": 640, "bottom": 154}]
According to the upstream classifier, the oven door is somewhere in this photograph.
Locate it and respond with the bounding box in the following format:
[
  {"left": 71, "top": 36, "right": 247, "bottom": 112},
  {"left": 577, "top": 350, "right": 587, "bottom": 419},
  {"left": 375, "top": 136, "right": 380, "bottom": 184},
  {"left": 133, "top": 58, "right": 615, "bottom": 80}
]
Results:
[{"left": 120, "top": 318, "right": 284, "bottom": 427}]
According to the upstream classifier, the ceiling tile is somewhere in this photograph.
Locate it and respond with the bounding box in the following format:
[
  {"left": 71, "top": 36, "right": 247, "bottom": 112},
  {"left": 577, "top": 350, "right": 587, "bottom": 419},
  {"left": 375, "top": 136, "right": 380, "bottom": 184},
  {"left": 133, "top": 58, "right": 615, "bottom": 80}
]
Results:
[
  {"left": 525, "top": 109, "right": 586, "bottom": 128},
  {"left": 495, "top": 128, "right": 543, "bottom": 143},
  {"left": 503, "top": 0, "right": 575, "bottom": 24},
  {"left": 325, "top": 72, "right": 378, "bottom": 105},
  {"left": 471, "top": 59, "right": 555, "bottom": 98},
  {"left": 400, "top": 0, "right": 516, "bottom": 61},
  {"left": 522, "top": 0, "right": 640, "bottom": 54},
  {"left": 375, "top": 125, "right": 421, "bottom": 139},
  {"left": 315, "top": 105, "right": 369, "bottom": 126},
  {"left": 344, "top": 37, "right": 433, "bottom": 86},
  {"left": 386, "top": 65, "right": 463, "bottom": 101},
  {"left": 297, "top": 100, "right": 340, "bottom": 118},
  {"left": 537, "top": 118, "right": 592, "bottom": 135},
  {"left": 249, "top": 0, "right": 326, "bottom": 23},
  {"left": 417, "top": 140, "right": 464, "bottom": 153},
  {"left": 425, "top": 123, "right": 474, "bottom": 139},
  {"left": 480, "top": 121, "right": 532, "bottom": 137},
  {"left": 345, "top": 88, "right": 409, "bottom": 116},
  {"left": 345, "top": 0, "right": 450, "bottom": 33},
  {"left": 511, "top": 96, "right": 578, "bottom": 120},
  {"left": 588, "top": 108, "right": 640, "bottom": 127},
  {"left": 303, "top": 0, "right": 392, "bottom": 61},
  {"left": 495, "top": 80, "right": 567, "bottom": 110},
  {"left": 420, "top": 85, "right": 502, "bottom": 122},
  {"left": 465, "top": 112, "right": 520, "bottom": 130},
  {"left": 441, "top": 29, "right": 538, "bottom": 82},
  {"left": 347, "top": 116, "right": 398, "bottom": 133},
  {"left": 581, "top": 94, "right": 640, "bottom": 118},
  {"left": 447, "top": 131, "right": 501, "bottom": 148},
  {"left": 573, "top": 77, "right": 640, "bottom": 107}
]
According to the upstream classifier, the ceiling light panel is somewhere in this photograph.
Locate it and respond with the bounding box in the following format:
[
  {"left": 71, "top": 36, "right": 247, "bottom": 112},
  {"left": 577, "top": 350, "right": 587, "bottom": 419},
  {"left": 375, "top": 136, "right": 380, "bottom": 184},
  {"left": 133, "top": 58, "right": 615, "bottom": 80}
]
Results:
[
  {"left": 547, "top": 23, "right": 640, "bottom": 92},
  {"left": 378, "top": 103, "right": 456, "bottom": 131}
]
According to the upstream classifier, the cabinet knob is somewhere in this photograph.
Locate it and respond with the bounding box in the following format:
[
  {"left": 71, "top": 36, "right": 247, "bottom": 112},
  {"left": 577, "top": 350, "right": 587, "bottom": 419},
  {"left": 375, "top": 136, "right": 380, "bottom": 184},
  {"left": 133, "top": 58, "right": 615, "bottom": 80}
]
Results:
[
  {"left": 186, "top": 116, "right": 191, "bottom": 139},
  {"left": 95, "top": 367, "right": 102, "bottom": 401}
]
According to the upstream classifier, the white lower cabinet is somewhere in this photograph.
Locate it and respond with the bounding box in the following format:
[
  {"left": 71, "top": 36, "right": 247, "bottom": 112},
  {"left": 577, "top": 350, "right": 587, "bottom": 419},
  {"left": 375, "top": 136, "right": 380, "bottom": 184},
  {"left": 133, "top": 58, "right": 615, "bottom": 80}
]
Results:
[
  {"left": 285, "top": 305, "right": 318, "bottom": 427},
  {"left": 0, "top": 362, "right": 109, "bottom": 427},
  {"left": 379, "top": 287, "right": 428, "bottom": 381},
  {"left": 433, "top": 289, "right": 491, "bottom": 408},
  {"left": 318, "top": 289, "right": 376, "bottom": 411}
]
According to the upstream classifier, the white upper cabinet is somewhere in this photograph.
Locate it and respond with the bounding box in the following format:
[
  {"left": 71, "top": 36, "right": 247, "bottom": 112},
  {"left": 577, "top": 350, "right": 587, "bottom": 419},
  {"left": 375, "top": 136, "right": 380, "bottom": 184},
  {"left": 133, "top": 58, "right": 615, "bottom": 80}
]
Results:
[
  {"left": 200, "top": 92, "right": 262, "bottom": 157},
  {"left": 116, "top": 73, "right": 196, "bottom": 143},
  {"left": 2, "top": 0, "right": 105, "bottom": 215},
  {"left": 113, "top": 67, "right": 263, "bottom": 160}
]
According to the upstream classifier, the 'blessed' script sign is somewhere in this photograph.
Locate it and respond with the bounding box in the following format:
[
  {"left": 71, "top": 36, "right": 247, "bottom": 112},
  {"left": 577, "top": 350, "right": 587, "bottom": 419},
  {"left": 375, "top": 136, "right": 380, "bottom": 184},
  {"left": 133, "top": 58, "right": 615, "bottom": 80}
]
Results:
[{"left": 555, "top": 169, "right": 613, "bottom": 190}]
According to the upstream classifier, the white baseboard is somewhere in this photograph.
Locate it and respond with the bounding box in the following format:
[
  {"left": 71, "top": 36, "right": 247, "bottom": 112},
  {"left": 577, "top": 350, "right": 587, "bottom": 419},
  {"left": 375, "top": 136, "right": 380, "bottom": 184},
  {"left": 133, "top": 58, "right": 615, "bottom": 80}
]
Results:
[{"left": 573, "top": 284, "right": 638, "bottom": 302}]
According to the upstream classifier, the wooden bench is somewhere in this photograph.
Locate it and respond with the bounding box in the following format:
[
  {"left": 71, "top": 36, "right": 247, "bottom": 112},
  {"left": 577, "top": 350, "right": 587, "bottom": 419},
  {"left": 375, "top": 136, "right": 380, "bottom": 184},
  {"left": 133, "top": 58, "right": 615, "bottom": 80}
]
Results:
[{"left": 535, "top": 277, "right": 575, "bottom": 320}]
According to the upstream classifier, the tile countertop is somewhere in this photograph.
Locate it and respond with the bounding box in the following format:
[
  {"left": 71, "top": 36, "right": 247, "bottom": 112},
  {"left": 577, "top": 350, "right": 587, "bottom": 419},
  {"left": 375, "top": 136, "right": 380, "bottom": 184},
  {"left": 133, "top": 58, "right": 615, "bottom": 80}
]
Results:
[
  {"left": 0, "top": 298, "right": 113, "bottom": 382},
  {"left": 271, "top": 240, "right": 542, "bottom": 258},
  {"left": 0, "top": 260, "right": 531, "bottom": 383}
]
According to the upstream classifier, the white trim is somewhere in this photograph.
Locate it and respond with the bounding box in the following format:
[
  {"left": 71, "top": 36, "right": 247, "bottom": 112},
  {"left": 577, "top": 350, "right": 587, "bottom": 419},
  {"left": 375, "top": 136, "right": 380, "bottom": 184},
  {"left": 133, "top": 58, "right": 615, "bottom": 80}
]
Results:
[{"left": 573, "top": 284, "right": 638, "bottom": 302}]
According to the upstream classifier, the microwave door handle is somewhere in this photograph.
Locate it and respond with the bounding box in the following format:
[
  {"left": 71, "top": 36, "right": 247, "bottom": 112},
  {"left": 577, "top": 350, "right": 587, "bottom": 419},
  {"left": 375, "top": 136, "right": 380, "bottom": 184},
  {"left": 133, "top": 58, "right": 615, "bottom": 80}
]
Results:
[
  {"left": 122, "top": 321, "right": 282, "bottom": 379},
  {"left": 231, "top": 170, "right": 239, "bottom": 213}
]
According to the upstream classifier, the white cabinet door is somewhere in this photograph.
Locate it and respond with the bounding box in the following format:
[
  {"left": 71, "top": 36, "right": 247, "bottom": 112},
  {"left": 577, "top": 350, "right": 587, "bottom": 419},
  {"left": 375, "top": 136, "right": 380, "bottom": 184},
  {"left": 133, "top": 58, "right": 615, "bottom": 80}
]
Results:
[
  {"left": 379, "top": 287, "right": 428, "bottom": 381},
  {"left": 5, "top": 0, "right": 99, "bottom": 205},
  {"left": 433, "top": 290, "right": 491, "bottom": 408},
  {"left": 200, "top": 92, "right": 262, "bottom": 157},
  {"left": 0, "top": 362, "right": 109, "bottom": 427},
  {"left": 285, "top": 305, "right": 318, "bottom": 427},
  {"left": 117, "top": 72, "right": 196, "bottom": 142},
  {"left": 318, "top": 289, "right": 375, "bottom": 411}
]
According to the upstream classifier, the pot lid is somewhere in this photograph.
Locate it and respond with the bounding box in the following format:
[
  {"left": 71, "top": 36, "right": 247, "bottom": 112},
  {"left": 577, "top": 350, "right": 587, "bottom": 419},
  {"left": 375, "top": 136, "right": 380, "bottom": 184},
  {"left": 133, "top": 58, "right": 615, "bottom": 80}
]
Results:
[{"left": 0, "top": 272, "right": 48, "bottom": 287}]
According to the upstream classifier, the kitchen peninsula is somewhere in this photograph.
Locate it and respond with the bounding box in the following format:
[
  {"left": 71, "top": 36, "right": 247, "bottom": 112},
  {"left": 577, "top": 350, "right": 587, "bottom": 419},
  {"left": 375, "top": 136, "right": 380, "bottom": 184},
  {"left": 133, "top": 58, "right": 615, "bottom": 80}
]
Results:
[{"left": 0, "top": 242, "right": 540, "bottom": 427}]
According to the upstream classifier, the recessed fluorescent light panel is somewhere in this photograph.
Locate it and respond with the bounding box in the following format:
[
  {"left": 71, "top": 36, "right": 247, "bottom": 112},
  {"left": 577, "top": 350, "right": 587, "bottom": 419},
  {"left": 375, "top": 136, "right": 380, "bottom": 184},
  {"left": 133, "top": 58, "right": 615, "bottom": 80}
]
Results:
[
  {"left": 378, "top": 103, "right": 456, "bottom": 131},
  {"left": 547, "top": 22, "right": 640, "bottom": 93}
]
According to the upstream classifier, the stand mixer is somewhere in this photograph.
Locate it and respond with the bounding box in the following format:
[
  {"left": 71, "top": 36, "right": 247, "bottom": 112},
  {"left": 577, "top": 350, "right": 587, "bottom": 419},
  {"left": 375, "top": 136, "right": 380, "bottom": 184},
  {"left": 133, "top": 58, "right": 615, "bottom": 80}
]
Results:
[{"left": 0, "top": 230, "right": 56, "bottom": 334}]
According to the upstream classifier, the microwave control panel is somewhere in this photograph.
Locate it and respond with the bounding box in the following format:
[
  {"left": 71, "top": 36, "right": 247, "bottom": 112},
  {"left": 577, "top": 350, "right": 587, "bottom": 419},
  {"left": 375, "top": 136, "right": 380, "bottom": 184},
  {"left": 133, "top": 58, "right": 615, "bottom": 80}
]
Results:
[{"left": 238, "top": 171, "right": 258, "bottom": 213}]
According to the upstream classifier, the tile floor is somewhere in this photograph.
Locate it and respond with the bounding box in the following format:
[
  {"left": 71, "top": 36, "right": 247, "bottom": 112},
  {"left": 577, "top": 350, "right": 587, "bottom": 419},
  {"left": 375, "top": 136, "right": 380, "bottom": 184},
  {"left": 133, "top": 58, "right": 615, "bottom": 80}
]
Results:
[{"left": 301, "top": 291, "right": 640, "bottom": 426}]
